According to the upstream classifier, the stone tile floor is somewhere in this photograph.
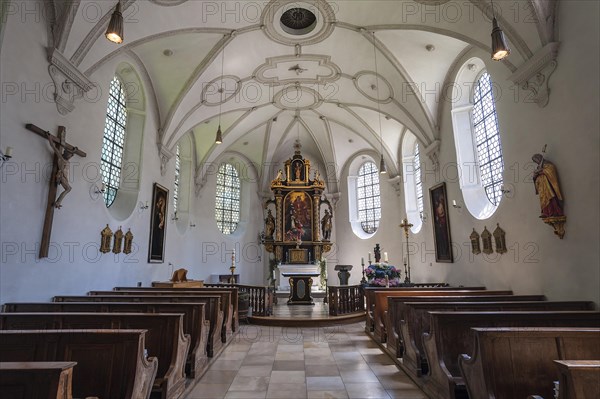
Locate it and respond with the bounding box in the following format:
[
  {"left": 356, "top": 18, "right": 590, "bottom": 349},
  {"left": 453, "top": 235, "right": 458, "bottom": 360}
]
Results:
[{"left": 185, "top": 322, "right": 427, "bottom": 399}]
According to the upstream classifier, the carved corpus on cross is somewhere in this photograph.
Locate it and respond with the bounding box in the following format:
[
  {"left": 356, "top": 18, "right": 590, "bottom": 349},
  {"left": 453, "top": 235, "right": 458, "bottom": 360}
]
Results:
[{"left": 25, "top": 124, "right": 87, "bottom": 258}]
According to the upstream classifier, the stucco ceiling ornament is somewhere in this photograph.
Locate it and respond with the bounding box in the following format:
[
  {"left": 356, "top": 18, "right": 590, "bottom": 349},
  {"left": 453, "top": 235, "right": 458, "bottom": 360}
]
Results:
[
  {"left": 261, "top": 0, "right": 336, "bottom": 46},
  {"left": 509, "top": 43, "right": 560, "bottom": 108},
  {"left": 47, "top": 49, "right": 96, "bottom": 115},
  {"left": 353, "top": 71, "right": 394, "bottom": 103},
  {"left": 201, "top": 75, "right": 242, "bottom": 105},
  {"left": 254, "top": 54, "right": 341, "bottom": 86},
  {"left": 273, "top": 85, "right": 323, "bottom": 110},
  {"left": 148, "top": 0, "right": 188, "bottom": 5}
]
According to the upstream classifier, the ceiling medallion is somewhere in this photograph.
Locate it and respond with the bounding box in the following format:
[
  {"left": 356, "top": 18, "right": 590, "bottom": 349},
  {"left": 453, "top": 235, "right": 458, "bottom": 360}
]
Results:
[
  {"left": 280, "top": 8, "right": 317, "bottom": 35},
  {"left": 412, "top": 0, "right": 451, "bottom": 5},
  {"left": 148, "top": 0, "right": 188, "bottom": 6},
  {"left": 254, "top": 54, "right": 341, "bottom": 86},
  {"left": 201, "top": 75, "right": 241, "bottom": 105},
  {"left": 353, "top": 71, "right": 394, "bottom": 103},
  {"left": 273, "top": 85, "right": 323, "bottom": 110},
  {"left": 261, "top": 0, "right": 336, "bottom": 46}
]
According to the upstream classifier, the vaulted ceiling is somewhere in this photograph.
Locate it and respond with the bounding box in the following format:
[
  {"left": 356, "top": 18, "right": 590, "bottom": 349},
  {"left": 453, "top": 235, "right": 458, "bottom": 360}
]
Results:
[{"left": 50, "top": 0, "right": 558, "bottom": 192}]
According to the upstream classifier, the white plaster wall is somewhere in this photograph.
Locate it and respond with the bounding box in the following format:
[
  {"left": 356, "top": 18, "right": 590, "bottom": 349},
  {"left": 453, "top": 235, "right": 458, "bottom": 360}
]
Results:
[
  {"left": 0, "top": 7, "right": 264, "bottom": 302},
  {"left": 408, "top": 1, "right": 600, "bottom": 304}
]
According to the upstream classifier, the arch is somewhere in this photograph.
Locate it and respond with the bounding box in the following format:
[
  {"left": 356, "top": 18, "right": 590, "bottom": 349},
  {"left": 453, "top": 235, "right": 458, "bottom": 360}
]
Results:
[
  {"left": 100, "top": 62, "right": 146, "bottom": 221},
  {"left": 450, "top": 57, "right": 504, "bottom": 219},
  {"left": 401, "top": 132, "right": 424, "bottom": 233},
  {"left": 347, "top": 153, "right": 382, "bottom": 239}
]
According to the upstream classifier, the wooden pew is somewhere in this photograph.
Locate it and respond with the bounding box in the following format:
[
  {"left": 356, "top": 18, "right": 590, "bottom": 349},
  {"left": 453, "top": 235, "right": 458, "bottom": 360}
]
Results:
[
  {"left": 2, "top": 301, "right": 211, "bottom": 377},
  {"left": 399, "top": 301, "right": 595, "bottom": 378},
  {"left": 386, "top": 294, "right": 546, "bottom": 359},
  {"left": 113, "top": 286, "right": 240, "bottom": 332},
  {"left": 52, "top": 294, "right": 224, "bottom": 355},
  {"left": 0, "top": 312, "right": 190, "bottom": 399},
  {"left": 77, "top": 290, "right": 233, "bottom": 343},
  {"left": 371, "top": 289, "right": 513, "bottom": 343},
  {"left": 458, "top": 328, "right": 600, "bottom": 399},
  {"left": 0, "top": 361, "right": 76, "bottom": 399},
  {"left": 553, "top": 360, "right": 600, "bottom": 399},
  {"left": 422, "top": 311, "right": 600, "bottom": 399},
  {"left": 0, "top": 329, "right": 158, "bottom": 399},
  {"left": 363, "top": 286, "right": 486, "bottom": 332}
]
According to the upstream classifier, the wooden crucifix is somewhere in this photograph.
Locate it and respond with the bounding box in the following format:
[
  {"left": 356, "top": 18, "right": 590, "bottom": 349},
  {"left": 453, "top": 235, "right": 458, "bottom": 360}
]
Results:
[{"left": 25, "top": 124, "right": 87, "bottom": 258}]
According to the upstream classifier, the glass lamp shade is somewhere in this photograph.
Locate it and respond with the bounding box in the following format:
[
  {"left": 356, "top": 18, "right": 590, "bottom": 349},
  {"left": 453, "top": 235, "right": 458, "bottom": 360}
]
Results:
[
  {"left": 491, "top": 17, "right": 510, "bottom": 61},
  {"left": 215, "top": 125, "right": 223, "bottom": 144},
  {"left": 105, "top": 3, "right": 124, "bottom": 44}
]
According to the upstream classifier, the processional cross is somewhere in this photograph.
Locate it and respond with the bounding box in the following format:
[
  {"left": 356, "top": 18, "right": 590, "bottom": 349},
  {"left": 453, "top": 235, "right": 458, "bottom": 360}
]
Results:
[{"left": 25, "top": 124, "right": 87, "bottom": 258}]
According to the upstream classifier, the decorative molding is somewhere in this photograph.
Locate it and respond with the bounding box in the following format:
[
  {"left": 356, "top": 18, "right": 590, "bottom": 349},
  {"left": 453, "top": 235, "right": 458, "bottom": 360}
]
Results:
[
  {"left": 508, "top": 42, "right": 559, "bottom": 108},
  {"left": 149, "top": 0, "right": 188, "bottom": 5},
  {"left": 353, "top": 71, "right": 394, "bottom": 104},
  {"left": 158, "top": 144, "right": 174, "bottom": 176},
  {"left": 52, "top": 0, "right": 80, "bottom": 53},
  {"left": 201, "top": 75, "right": 242, "bottom": 105},
  {"left": 47, "top": 48, "right": 95, "bottom": 115},
  {"left": 387, "top": 175, "right": 403, "bottom": 197},
  {"left": 254, "top": 54, "right": 341, "bottom": 86},
  {"left": 424, "top": 140, "right": 441, "bottom": 170},
  {"left": 273, "top": 85, "right": 323, "bottom": 110},
  {"left": 260, "top": 0, "right": 336, "bottom": 46}
]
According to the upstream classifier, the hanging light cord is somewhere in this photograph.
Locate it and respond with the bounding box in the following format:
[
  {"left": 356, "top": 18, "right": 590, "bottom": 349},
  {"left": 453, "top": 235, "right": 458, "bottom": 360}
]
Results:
[
  {"left": 218, "top": 40, "right": 226, "bottom": 126},
  {"left": 372, "top": 32, "right": 384, "bottom": 158},
  {"left": 489, "top": 0, "right": 496, "bottom": 19}
]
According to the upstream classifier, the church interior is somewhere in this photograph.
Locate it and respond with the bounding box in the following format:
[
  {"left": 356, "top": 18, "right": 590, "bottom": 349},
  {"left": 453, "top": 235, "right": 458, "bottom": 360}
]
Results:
[{"left": 0, "top": 1, "right": 599, "bottom": 399}]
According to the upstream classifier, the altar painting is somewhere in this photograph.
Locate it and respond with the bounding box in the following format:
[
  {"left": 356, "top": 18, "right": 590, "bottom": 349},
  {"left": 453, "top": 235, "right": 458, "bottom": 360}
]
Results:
[{"left": 284, "top": 191, "right": 313, "bottom": 242}]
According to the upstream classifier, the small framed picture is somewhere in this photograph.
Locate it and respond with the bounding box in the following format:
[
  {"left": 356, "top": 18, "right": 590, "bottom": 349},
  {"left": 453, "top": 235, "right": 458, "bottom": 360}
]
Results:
[
  {"left": 148, "top": 183, "right": 168, "bottom": 263},
  {"left": 429, "top": 182, "right": 453, "bottom": 263}
]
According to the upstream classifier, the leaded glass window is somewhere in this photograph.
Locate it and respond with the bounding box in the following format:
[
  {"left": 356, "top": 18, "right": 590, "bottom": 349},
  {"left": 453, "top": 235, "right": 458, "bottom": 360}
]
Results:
[
  {"left": 100, "top": 76, "right": 127, "bottom": 207},
  {"left": 473, "top": 72, "right": 504, "bottom": 206},
  {"left": 215, "top": 163, "right": 240, "bottom": 234},
  {"left": 414, "top": 143, "right": 424, "bottom": 214},
  {"left": 357, "top": 161, "right": 381, "bottom": 234},
  {"left": 173, "top": 145, "right": 180, "bottom": 213}
]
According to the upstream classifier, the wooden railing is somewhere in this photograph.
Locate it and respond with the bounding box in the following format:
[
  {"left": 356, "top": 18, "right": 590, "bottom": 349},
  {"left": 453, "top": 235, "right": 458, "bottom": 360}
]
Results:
[
  {"left": 328, "top": 285, "right": 365, "bottom": 316},
  {"left": 205, "top": 283, "right": 273, "bottom": 316}
]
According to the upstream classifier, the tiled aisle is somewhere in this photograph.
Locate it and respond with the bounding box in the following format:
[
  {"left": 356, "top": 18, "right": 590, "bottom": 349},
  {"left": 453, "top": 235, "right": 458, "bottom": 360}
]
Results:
[{"left": 185, "top": 322, "right": 427, "bottom": 399}]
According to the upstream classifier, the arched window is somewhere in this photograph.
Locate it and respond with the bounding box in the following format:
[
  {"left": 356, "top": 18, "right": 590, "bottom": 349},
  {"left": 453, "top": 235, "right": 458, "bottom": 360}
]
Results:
[
  {"left": 401, "top": 133, "right": 423, "bottom": 233},
  {"left": 100, "top": 76, "right": 127, "bottom": 207},
  {"left": 414, "top": 143, "right": 424, "bottom": 215},
  {"left": 173, "top": 145, "right": 180, "bottom": 213},
  {"left": 215, "top": 163, "right": 241, "bottom": 234},
  {"left": 451, "top": 58, "right": 504, "bottom": 219},
  {"left": 473, "top": 72, "right": 504, "bottom": 206},
  {"left": 357, "top": 161, "right": 381, "bottom": 234}
]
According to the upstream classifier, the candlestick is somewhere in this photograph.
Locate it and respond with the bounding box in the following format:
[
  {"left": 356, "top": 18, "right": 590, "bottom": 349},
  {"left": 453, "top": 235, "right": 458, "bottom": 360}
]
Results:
[
  {"left": 361, "top": 257, "right": 364, "bottom": 266},
  {"left": 368, "top": 252, "right": 371, "bottom": 261}
]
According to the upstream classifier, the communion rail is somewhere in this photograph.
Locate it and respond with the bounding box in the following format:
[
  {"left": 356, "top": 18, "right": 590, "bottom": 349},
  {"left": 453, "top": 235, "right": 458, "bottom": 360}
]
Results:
[
  {"left": 328, "top": 285, "right": 365, "bottom": 316},
  {"left": 205, "top": 283, "right": 273, "bottom": 317}
]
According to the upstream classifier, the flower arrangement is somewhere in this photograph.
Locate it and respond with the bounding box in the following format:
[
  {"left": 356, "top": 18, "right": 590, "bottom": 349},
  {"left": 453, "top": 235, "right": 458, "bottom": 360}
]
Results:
[{"left": 364, "top": 263, "right": 401, "bottom": 287}]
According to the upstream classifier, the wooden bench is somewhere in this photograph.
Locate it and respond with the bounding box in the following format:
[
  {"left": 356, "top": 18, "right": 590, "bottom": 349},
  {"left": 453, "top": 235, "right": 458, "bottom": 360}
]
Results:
[
  {"left": 0, "top": 329, "right": 158, "bottom": 399},
  {"left": 371, "top": 289, "right": 513, "bottom": 343},
  {"left": 0, "top": 312, "right": 190, "bottom": 399},
  {"left": 2, "top": 301, "right": 211, "bottom": 378},
  {"left": 363, "top": 286, "right": 485, "bottom": 332},
  {"left": 458, "top": 328, "right": 600, "bottom": 399},
  {"left": 386, "top": 294, "right": 546, "bottom": 359},
  {"left": 52, "top": 294, "right": 224, "bottom": 356},
  {"left": 0, "top": 361, "right": 77, "bottom": 399},
  {"left": 422, "top": 311, "right": 600, "bottom": 399},
  {"left": 112, "top": 286, "right": 239, "bottom": 332},
  {"left": 553, "top": 360, "right": 600, "bottom": 399},
  {"left": 399, "top": 301, "right": 594, "bottom": 378}
]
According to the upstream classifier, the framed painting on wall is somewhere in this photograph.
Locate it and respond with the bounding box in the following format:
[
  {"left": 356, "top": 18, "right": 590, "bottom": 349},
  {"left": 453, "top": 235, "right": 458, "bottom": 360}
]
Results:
[
  {"left": 430, "top": 182, "right": 453, "bottom": 263},
  {"left": 148, "top": 183, "right": 168, "bottom": 263}
]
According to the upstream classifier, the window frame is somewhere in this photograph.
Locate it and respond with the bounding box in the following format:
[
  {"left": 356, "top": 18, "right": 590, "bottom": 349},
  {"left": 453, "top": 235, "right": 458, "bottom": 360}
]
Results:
[
  {"left": 100, "top": 76, "right": 128, "bottom": 208},
  {"left": 215, "top": 162, "right": 241, "bottom": 235},
  {"left": 349, "top": 159, "right": 382, "bottom": 237}
]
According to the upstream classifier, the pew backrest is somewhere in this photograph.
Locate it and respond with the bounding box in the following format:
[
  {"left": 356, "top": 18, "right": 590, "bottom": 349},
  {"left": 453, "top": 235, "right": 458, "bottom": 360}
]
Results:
[
  {"left": 0, "top": 361, "right": 77, "bottom": 399},
  {"left": 0, "top": 329, "right": 158, "bottom": 399}
]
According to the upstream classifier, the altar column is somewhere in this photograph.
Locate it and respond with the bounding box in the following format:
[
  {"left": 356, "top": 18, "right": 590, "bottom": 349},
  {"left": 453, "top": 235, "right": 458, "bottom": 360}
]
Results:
[{"left": 313, "top": 193, "right": 321, "bottom": 242}]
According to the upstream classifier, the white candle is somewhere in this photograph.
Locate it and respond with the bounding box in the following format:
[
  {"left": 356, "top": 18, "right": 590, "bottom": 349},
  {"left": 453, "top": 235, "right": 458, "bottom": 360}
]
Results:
[
  {"left": 145, "top": 201, "right": 149, "bottom": 208},
  {"left": 361, "top": 257, "right": 364, "bottom": 265},
  {"left": 403, "top": 256, "right": 407, "bottom": 264},
  {"left": 5, "top": 146, "right": 13, "bottom": 157},
  {"left": 384, "top": 252, "right": 388, "bottom": 262},
  {"left": 452, "top": 199, "right": 457, "bottom": 207},
  {"left": 368, "top": 252, "right": 371, "bottom": 261}
]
